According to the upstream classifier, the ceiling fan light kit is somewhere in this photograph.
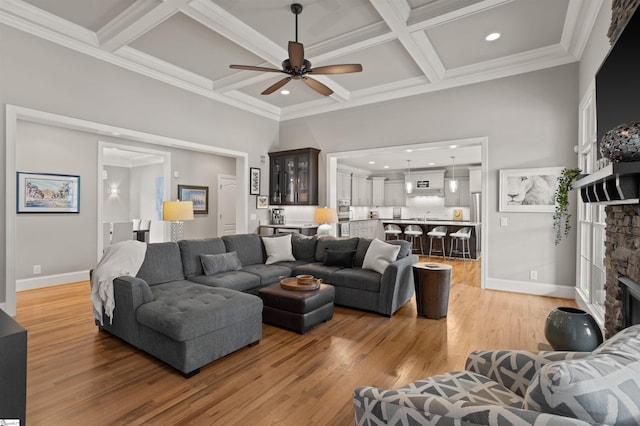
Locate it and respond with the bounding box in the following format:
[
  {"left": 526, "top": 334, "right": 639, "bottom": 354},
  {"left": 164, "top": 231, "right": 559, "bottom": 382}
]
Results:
[{"left": 229, "top": 3, "right": 362, "bottom": 96}]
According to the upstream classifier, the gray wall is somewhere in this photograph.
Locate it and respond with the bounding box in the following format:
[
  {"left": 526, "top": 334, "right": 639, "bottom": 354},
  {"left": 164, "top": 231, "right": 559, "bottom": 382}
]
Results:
[
  {"left": 15, "top": 122, "right": 99, "bottom": 280},
  {"left": 104, "top": 166, "right": 131, "bottom": 222},
  {"left": 579, "top": 2, "right": 612, "bottom": 99},
  {"left": 0, "top": 25, "right": 280, "bottom": 302},
  {"left": 280, "top": 64, "right": 580, "bottom": 288},
  {"left": 129, "top": 163, "right": 164, "bottom": 220}
]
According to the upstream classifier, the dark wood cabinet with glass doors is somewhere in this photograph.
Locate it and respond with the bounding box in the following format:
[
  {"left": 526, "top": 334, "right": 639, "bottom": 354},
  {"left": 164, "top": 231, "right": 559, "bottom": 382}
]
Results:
[{"left": 269, "top": 148, "right": 320, "bottom": 206}]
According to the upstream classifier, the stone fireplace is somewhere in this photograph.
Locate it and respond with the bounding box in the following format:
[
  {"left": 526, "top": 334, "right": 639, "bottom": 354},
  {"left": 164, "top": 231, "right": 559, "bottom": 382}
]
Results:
[{"left": 604, "top": 204, "right": 640, "bottom": 337}]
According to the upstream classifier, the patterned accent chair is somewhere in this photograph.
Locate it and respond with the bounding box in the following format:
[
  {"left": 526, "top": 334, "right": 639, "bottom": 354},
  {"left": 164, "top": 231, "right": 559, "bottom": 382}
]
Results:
[{"left": 353, "top": 324, "right": 640, "bottom": 425}]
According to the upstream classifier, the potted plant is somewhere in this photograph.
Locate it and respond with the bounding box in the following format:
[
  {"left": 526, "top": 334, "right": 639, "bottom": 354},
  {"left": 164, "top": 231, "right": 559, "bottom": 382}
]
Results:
[{"left": 553, "top": 167, "right": 582, "bottom": 245}]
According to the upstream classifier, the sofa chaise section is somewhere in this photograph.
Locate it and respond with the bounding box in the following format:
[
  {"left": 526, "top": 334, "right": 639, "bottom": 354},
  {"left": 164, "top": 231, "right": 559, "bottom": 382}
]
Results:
[{"left": 101, "top": 242, "right": 263, "bottom": 377}]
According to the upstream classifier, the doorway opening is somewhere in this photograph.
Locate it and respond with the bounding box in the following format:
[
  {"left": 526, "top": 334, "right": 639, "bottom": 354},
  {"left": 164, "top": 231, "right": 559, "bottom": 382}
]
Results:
[{"left": 98, "top": 142, "right": 172, "bottom": 258}]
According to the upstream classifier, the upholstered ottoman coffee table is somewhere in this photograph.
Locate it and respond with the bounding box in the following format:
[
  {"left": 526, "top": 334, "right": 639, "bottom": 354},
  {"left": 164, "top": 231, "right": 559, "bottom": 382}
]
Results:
[{"left": 258, "top": 283, "right": 335, "bottom": 334}]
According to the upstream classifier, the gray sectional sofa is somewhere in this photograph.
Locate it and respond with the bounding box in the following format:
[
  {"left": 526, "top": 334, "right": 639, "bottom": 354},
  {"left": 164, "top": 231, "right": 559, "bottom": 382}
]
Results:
[{"left": 98, "top": 233, "right": 417, "bottom": 376}]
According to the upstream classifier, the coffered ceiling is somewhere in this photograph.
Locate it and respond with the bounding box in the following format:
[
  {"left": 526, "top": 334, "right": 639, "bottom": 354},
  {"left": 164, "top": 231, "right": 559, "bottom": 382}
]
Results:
[{"left": 1, "top": 0, "right": 602, "bottom": 121}]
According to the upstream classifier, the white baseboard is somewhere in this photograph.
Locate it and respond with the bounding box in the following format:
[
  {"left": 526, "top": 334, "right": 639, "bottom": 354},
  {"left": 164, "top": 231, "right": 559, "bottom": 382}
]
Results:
[
  {"left": 486, "top": 278, "right": 576, "bottom": 299},
  {"left": 17, "top": 270, "right": 90, "bottom": 292}
]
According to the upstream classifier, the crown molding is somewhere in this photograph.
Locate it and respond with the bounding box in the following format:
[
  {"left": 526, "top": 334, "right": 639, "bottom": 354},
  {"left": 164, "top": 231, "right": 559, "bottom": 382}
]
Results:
[{"left": 0, "top": 0, "right": 600, "bottom": 122}]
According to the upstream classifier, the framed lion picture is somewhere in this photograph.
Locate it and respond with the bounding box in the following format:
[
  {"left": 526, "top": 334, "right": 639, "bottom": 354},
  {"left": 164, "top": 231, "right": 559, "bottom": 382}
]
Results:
[{"left": 499, "top": 167, "right": 563, "bottom": 212}]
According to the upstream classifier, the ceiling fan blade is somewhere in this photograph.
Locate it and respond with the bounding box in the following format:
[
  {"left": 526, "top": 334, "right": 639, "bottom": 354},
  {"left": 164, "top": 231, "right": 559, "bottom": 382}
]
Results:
[
  {"left": 302, "top": 77, "right": 333, "bottom": 96},
  {"left": 229, "top": 65, "right": 283, "bottom": 73},
  {"left": 309, "top": 64, "right": 363, "bottom": 74},
  {"left": 288, "top": 41, "right": 305, "bottom": 70},
  {"left": 261, "top": 77, "right": 292, "bottom": 95}
]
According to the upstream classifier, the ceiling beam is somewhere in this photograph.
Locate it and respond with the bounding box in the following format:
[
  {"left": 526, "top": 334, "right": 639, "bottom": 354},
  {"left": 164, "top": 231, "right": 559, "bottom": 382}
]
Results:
[
  {"left": 369, "top": 0, "right": 443, "bottom": 83},
  {"left": 97, "top": 0, "right": 189, "bottom": 52}
]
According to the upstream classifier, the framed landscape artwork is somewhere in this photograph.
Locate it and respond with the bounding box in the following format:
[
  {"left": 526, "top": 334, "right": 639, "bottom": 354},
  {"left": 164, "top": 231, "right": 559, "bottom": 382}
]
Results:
[
  {"left": 250, "top": 168, "right": 261, "bottom": 195},
  {"left": 499, "top": 167, "right": 563, "bottom": 212},
  {"left": 17, "top": 172, "right": 80, "bottom": 213},
  {"left": 178, "top": 184, "right": 209, "bottom": 214}
]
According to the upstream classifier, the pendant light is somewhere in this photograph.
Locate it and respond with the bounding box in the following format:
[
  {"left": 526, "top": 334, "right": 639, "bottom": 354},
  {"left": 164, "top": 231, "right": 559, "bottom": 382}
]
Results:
[
  {"left": 449, "top": 156, "right": 458, "bottom": 193},
  {"left": 406, "top": 160, "right": 413, "bottom": 194}
]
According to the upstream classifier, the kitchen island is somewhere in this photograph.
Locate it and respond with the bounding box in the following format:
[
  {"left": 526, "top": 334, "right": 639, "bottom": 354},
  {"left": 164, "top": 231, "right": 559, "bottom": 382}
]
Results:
[
  {"left": 381, "top": 219, "right": 481, "bottom": 259},
  {"left": 258, "top": 223, "right": 319, "bottom": 236}
]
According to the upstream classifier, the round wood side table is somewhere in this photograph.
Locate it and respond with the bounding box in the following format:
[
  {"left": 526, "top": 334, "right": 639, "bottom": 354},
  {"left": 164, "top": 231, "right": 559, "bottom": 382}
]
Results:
[{"left": 412, "top": 262, "right": 452, "bottom": 319}]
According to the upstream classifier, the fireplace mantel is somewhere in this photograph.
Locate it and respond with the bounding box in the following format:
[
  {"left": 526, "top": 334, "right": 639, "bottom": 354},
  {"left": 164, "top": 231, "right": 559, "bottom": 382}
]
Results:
[{"left": 572, "top": 162, "right": 640, "bottom": 204}]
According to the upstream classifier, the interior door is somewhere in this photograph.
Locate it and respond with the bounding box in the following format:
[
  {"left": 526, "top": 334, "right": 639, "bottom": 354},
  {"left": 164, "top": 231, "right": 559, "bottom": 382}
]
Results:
[{"left": 218, "top": 175, "right": 236, "bottom": 236}]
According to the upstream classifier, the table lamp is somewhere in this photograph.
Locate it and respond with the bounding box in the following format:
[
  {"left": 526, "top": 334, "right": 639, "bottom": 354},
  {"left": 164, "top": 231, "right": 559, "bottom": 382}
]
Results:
[
  {"left": 314, "top": 207, "right": 338, "bottom": 236},
  {"left": 163, "top": 200, "right": 194, "bottom": 242}
]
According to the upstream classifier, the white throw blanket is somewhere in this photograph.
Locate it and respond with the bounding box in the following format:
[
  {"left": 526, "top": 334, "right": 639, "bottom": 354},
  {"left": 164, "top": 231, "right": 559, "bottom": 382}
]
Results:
[{"left": 90, "top": 240, "right": 147, "bottom": 325}]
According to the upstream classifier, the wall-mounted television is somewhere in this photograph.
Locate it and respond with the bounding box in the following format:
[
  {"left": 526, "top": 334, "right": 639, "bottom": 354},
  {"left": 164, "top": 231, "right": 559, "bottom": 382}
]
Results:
[{"left": 595, "top": 7, "right": 640, "bottom": 146}]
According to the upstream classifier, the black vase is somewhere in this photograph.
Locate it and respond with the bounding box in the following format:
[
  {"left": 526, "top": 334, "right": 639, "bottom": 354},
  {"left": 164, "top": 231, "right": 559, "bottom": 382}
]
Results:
[
  {"left": 544, "top": 307, "right": 603, "bottom": 351},
  {"left": 600, "top": 121, "right": 640, "bottom": 162}
]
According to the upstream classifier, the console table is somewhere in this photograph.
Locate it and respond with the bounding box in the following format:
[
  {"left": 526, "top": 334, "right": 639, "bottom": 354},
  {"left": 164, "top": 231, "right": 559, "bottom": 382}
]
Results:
[{"left": 0, "top": 309, "right": 27, "bottom": 424}]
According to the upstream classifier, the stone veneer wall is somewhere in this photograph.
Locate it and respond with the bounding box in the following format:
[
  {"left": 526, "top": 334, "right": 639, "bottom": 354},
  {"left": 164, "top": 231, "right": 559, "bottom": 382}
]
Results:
[{"left": 604, "top": 204, "right": 640, "bottom": 337}]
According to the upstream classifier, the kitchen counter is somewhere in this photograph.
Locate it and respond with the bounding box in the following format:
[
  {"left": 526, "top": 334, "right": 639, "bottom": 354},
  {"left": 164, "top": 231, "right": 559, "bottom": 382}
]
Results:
[
  {"left": 259, "top": 223, "right": 318, "bottom": 236},
  {"left": 382, "top": 219, "right": 480, "bottom": 226},
  {"left": 381, "top": 219, "right": 481, "bottom": 259}
]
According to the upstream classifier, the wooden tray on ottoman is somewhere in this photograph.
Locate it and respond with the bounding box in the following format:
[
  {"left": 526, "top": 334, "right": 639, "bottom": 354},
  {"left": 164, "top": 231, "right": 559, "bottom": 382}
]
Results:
[{"left": 280, "top": 277, "right": 321, "bottom": 291}]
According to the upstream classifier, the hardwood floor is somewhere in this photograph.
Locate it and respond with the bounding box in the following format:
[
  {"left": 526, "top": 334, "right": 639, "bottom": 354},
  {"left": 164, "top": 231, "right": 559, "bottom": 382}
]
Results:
[{"left": 15, "top": 258, "right": 575, "bottom": 425}]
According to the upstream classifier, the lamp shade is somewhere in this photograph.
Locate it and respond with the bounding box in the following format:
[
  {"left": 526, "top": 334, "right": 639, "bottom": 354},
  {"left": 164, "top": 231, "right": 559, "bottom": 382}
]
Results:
[
  {"left": 163, "top": 201, "right": 194, "bottom": 221},
  {"left": 314, "top": 207, "right": 338, "bottom": 224}
]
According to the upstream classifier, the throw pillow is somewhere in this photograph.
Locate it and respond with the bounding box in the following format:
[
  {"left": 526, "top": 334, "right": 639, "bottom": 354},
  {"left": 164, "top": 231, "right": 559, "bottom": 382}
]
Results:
[
  {"left": 353, "top": 238, "right": 372, "bottom": 267},
  {"left": 362, "top": 238, "right": 401, "bottom": 275},
  {"left": 291, "top": 232, "right": 318, "bottom": 262},
  {"left": 315, "top": 236, "right": 359, "bottom": 262},
  {"left": 261, "top": 233, "right": 296, "bottom": 265},
  {"left": 323, "top": 249, "right": 356, "bottom": 268},
  {"left": 386, "top": 239, "right": 411, "bottom": 259},
  {"left": 523, "top": 324, "right": 640, "bottom": 424},
  {"left": 200, "top": 251, "right": 242, "bottom": 276}
]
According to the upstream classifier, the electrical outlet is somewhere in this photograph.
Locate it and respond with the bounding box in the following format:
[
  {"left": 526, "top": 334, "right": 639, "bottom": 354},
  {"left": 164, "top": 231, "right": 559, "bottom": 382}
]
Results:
[
  {"left": 500, "top": 217, "right": 508, "bottom": 226},
  {"left": 33, "top": 265, "right": 41, "bottom": 275},
  {"left": 530, "top": 270, "right": 538, "bottom": 280}
]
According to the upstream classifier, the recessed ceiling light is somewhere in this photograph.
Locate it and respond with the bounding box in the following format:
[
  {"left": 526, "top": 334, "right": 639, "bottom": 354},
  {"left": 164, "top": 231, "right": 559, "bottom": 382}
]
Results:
[
  {"left": 383, "top": 165, "right": 390, "bottom": 169},
  {"left": 405, "top": 149, "right": 413, "bottom": 152},
  {"left": 428, "top": 162, "right": 435, "bottom": 166},
  {"left": 111, "top": 131, "right": 120, "bottom": 136},
  {"left": 485, "top": 32, "right": 501, "bottom": 41},
  {"left": 449, "top": 145, "right": 458, "bottom": 149},
  {"left": 280, "top": 89, "right": 290, "bottom": 95},
  {"left": 368, "top": 161, "right": 375, "bottom": 164}
]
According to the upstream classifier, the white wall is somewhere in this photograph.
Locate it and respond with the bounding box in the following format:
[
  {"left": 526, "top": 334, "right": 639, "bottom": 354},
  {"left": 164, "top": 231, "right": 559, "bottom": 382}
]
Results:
[
  {"left": 0, "top": 25, "right": 279, "bottom": 307},
  {"left": 280, "top": 64, "right": 580, "bottom": 290}
]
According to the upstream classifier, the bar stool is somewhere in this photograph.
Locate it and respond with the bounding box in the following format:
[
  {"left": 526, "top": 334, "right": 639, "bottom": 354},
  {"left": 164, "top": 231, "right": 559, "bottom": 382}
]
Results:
[
  {"left": 426, "top": 226, "right": 447, "bottom": 259},
  {"left": 449, "top": 227, "right": 472, "bottom": 261},
  {"left": 384, "top": 224, "right": 402, "bottom": 241},
  {"left": 404, "top": 225, "right": 424, "bottom": 254}
]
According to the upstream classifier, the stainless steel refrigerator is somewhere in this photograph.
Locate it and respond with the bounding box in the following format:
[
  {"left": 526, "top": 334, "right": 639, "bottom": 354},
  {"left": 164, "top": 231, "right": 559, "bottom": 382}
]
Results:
[{"left": 470, "top": 192, "right": 481, "bottom": 223}]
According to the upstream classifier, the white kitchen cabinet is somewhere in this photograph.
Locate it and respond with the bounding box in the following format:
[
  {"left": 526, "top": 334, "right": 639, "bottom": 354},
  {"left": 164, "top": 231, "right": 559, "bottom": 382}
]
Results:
[
  {"left": 371, "top": 177, "right": 386, "bottom": 206},
  {"left": 351, "top": 174, "right": 372, "bottom": 206},
  {"left": 469, "top": 166, "right": 481, "bottom": 193},
  {"left": 444, "top": 178, "right": 470, "bottom": 207},
  {"left": 337, "top": 170, "right": 351, "bottom": 201},
  {"left": 384, "top": 180, "right": 406, "bottom": 206}
]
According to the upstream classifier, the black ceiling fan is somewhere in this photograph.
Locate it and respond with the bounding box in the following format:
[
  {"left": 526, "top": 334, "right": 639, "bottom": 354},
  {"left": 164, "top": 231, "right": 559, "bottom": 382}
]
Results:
[{"left": 229, "top": 3, "right": 363, "bottom": 96}]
